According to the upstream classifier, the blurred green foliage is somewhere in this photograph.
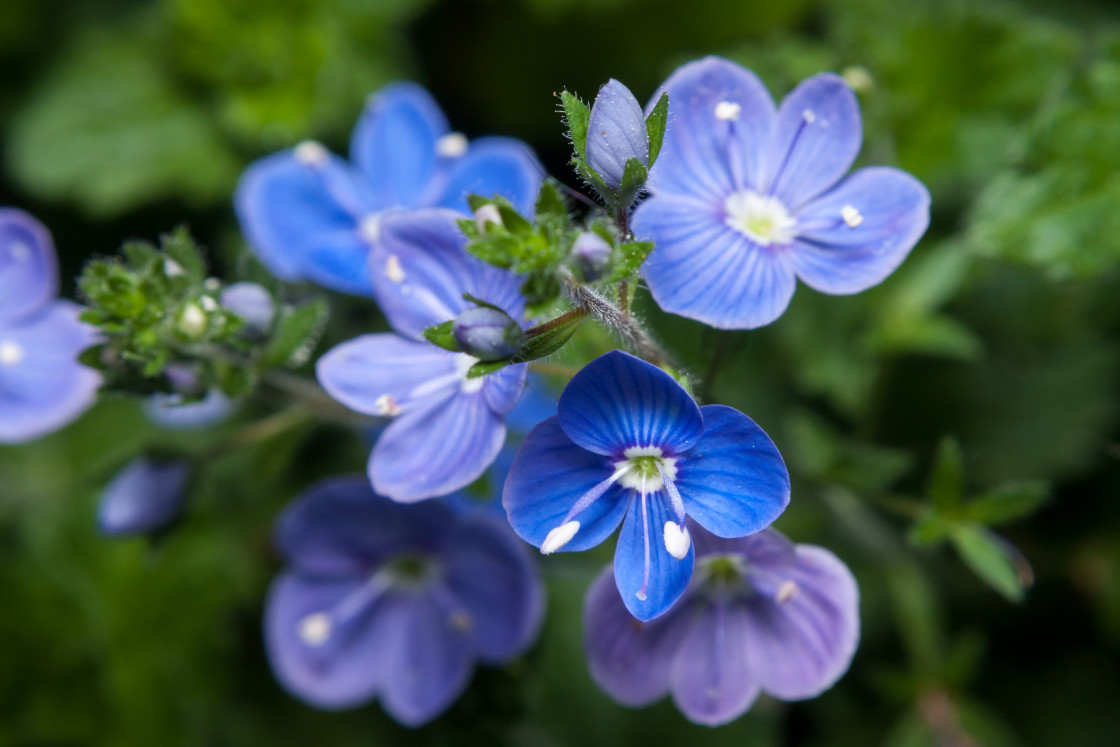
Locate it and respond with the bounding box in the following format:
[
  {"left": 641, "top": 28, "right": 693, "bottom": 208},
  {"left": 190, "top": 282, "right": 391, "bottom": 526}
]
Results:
[{"left": 2, "top": 0, "right": 1120, "bottom": 745}]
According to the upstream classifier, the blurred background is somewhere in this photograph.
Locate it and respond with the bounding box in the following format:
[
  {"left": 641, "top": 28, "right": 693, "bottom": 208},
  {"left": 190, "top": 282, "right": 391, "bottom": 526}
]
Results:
[{"left": 2, "top": 0, "right": 1120, "bottom": 744}]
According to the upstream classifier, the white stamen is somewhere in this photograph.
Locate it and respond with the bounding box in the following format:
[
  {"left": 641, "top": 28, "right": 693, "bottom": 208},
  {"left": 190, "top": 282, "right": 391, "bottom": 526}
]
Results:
[
  {"left": 777, "top": 579, "right": 799, "bottom": 603},
  {"left": 841, "top": 204, "right": 863, "bottom": 228},
  {"left": 383, "top": 254, "right": 405, "bottom": 283},
  {"left": 663, "top": 521, "right": 691, "bottom": 560},
  {"left": 298, "top": 612, "right": 332, "bottom": 646},
  {"left": 199, "top": 296, "right": 218, "bottom": 312},
  {"left": 436, "top": 132, "right": 469, "bottom": 158},
  {"left": 163, "top": 259, "right": 185, "bottom": 277},
  {"left": 541, "top": 520, "right": 580, "bottom": 554},
  {"left": 714, "top": 101, "right": 741, "bottom": 121},
  {"left": 373, "top": 394, "right": 401, "bottom": 417},
  {"left": 724, "top": 190, "right": 797, "bottom": 246},
  {"left": 359, "top": 214, "right": 382, "bottom": 243},
  {"left": 454, "top": 353, "right": 485, "bottom": 393},
  {"left": 802, "top": 108, "right": 816, "bottom": 124},
  {"left": 8, "top": 242, "right": 30, "bottom": 261},
  {"left": 294, "top": 140, "right": 329, "bottom": 166},
  {"left": 474, "top": 204, "right": 503, "bottom": 233},
  {"left": 0, "top": 339, "right": 24, "bottom": 366}
]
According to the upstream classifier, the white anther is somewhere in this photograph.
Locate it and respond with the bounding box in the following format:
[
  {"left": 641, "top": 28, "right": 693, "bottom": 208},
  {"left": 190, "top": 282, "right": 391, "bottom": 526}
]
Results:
[
  {"left": 178, "top": 303, "right": 208, "bottom": 338},
  {"left": 199, "top": 296, "right": 218, "bottom": 312},
  {"left": 436, "top": 132, "right": 469, "bottom": 158},
  {"left": 776, "top": 579, "right": 799, "bottom": 603},
  {"left": 383, "top": 254, "right": 405, "bottom": 283},
  {"left": 163, "top": 259, "right": 185, "bottom": 277},
  {"left": 294, "top": 140, "right": 329, "bottom": 166},
  {"left": 541, "top": 520, "right": 580, "bottom": 554},
  {"left": 359, "top": 214, "right": 382, "bottom": 243},
  {"left": 373, "top": 394, "right": 401, "bottom": 417},
  {"left": 663, "top": 521, "right": 691, "bottom": 560},
  {"left": 636, "top": 590, "right": 647, "bottom": 601},
  {"left": 0, "top": 339, "right": 24, "bottom": 366},
  {"left": 298, "top": 612, "right": 332, "bottom": 646},
  {"left": 714, "top": 101, "right": 741, "bottom": 121},
  {"left": 474, "top": 204, "right": 503, "bottom": 233},
  {"left": 802, "top": 108, "right": 817, "bottom": 124},
  {"left": 841, "top": 204, "right": 863, "bottom": 228},
  {"left": 8, "top": 242, "right": 31, "bottom": 261}
]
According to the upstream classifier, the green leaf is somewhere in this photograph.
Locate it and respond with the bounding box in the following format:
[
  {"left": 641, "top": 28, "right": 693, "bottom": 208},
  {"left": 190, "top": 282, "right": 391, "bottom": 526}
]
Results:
[
  {"left": 422, "top": 320, "right": 460, "bottom": 353},
  {"left": 967, "top": 480, "right": 1049, "bottom": 525},
  {"left": 606, "top": 241, "right": 654, "bottom": 283},
  {"left": 950, "top": 524, "right": 1028, "bottom": 602},
  {"left": 263, "top": 298, "right": 329, "bottom": 368},
  {"left": 560, "top": 90, "right": 590, "bottom": 160},
  {"left": 908, "top": 513, "right": 953, "bottom": 546},
  {"left": 645, "top": 92, "right": 669, "bottom": 166},
  {"left": 616, "top": 157, "right": 649, "bottom": 206},
  {"left": 535, "top": 179, "right": 568, "bottom": 225},
  {"left": 928, "top": 436, "right": 965, "bottom": 512}
]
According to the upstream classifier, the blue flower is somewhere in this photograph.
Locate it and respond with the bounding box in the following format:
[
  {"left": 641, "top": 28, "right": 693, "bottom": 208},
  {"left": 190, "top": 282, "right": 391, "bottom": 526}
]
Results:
[
  {"left": 583, "top": 527, "right": 860, "bottom": 726},
  {"left": 0, "top": 208, "right": 100, "bottom": 443},
  {"left": 586, "top": 79, "right": 649, "bottom": 190},
  {"left": 264, "top": 476, "right": 544, "bottom": 725},
  {"left": 143, "top": 363, "right": 234, "bottom": 430},
  {"left": 317, "top": 209, "right": 529, "bottom": 502},
  {"left": 98, "top": 457, "right": 191, "bottom": 537},
  {"left": 235, "top": 83, "right": 542, "bottom": 295},
  {"left": 503, "top": 350, "right": 790, "bottom": 621},
  {"left": 632, "top": 57, "right": 931, "bottom": 329}
]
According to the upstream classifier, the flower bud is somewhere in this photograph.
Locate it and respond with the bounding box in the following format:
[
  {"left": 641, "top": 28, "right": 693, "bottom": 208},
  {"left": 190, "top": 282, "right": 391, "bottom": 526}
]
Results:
[
  {"left": 586, "top": 79, "right": 649, "bottom": 190},
  {"left": 570, "top": 231, "right": 612, "bottom": 282},
  {"left": 474, "top": 204, "right": 503, "bottom": 233},
  {"left": 220, "top": 282, "right": 275, "bottom": 335},
  {"left": 98, "top": 457, "right": 191, "bottom": 537},
  {"left": 177, "top": 302, "right": 208, "bottom": 339},
  {"left": 452, "top": 306, "right": 524, "bottom": 362}
]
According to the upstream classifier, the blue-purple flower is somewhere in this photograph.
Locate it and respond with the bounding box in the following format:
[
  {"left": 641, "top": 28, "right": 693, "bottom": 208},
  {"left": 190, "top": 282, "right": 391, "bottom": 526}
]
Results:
[
  {"left": 0, "top": 208, "right": 100, "bottom": 443},
  {"left": 632, "top": 57, "right": 931, "bottom": 329},
  {"left": 503, "top": 350, "right": 790, "bottom": 621},
  {"left": 587, "top": 79, "right": 649, "bottom": 190},
  {"left": 264, "top": 476, "right": 544, "bottom": 725},
  {"left": 235, "top": 83, "right": 542, "bottom": 295},
  {"left": 317, "top": 209, "right": 529, "bottom": 502},
  {"left": 98, "top": 457, "right": 191, "bottom": 537},
  {"left": 584, "top": 527, "right": 860, "bottom": 726}
]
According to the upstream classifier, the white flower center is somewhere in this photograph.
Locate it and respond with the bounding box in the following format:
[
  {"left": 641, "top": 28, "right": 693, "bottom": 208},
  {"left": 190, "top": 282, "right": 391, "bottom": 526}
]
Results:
[
  {"left": 724, "top": 190, "right": 797, "bottom": 246},
  {"left": 614, "top": 446, "right": 678, "bottom": 494},
  {"left": 454, "top": 353, "right": 484, "bottom": 393},
  {"left": 436, "top": 132, "right": 469, "bottom": 158},
  {"left": 714, "top": 100, "right": 741, "bottom": 121},
  {"left": 298, "top": 612, "right": 332, "bottom": 646},
  {"left": 294, "top": 140, "right": 329, "bottom": 166},
  {"left": 0, "top": 339, "right": 24, "bottom": 366}
]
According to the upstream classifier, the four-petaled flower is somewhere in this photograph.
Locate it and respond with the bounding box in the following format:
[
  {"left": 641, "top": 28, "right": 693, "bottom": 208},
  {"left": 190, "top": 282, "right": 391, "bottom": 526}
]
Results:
[
  {"left": 265, "top": 476, "right": 543, "bottom": 725},
  {"left": 317, "top": 209, "right": 530, "bottom": 502},
  {"left": 236, "top": 83, "right": 542, "bottom": 295},
  {"left": 584, "top": 526, "right": 859, "bottom": 726},
  {"left": 0, "top": 208, "right": 100, "bottom": 443},
  {"left": 632, "top": 56, "right": 931, "bottom": 329},
  {"left": 503, "top": 350, "right": 790, "bottom": 621}
]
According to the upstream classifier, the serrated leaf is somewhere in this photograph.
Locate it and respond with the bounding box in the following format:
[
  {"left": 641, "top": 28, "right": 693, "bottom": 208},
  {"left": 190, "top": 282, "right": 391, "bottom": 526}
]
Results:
[
  {"left": 950, "top": 524, "right": 1028, "bottom": 602},
  {"left": 928, "top": 436, "right": 965, "bottom": 511},
  {"left": 423, "top": 320, "right": 460, "bottom": 353},
  {"left": 496, "top": 202, "right": 533, "bottom": 235},
  {"left": 967, "top": 481, "right": 1049, "bottom": 525},
  {"left": 159, "top": 225, "right": 207, "bottom": 282},
  {"left": 646, "top": 92, "right": 669, "bottom": 166},
  {"left": 263, "top": 298, "right": 329, "bottom": 368},
  {"left": 561, "top": 90, "right": 590, "bottom": 160}
]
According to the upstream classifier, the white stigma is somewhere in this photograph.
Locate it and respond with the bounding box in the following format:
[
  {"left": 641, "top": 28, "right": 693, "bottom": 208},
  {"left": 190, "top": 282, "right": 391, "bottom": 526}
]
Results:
[
  {"left": 724, "top": 190, "right": 797, "bottom": 247},
  {"left": 541, "top": 520, "right": 580, "bottom": 554},
  {"left": 474, "top": 204, "right": 503, "bottom": 233},
  {"left": 714, "top": 100, "right": 741, "bottom": 121},
  {"left": 802, "top": 108, "right": 817, "bottom": 124},
  {"left": 663, "top": 521, "right": 691, "bottom": 560},
  {"left": 294, "top": 140, "right": 329, "bottom": 166},
  {"left": 298, "top": 612, "right": 332, "bottom": 646},
  {"left": 776, "top": 579, "right": 799, "bottom": 603},
  {"left": 373, "top": 394, "right": 401, "bottom": 417},
  {"left": 0, "top": 339, "right": 24, "bottom": 367},
  {"left": 615, "top": 446, "right": 677, "bottom": 493},
  {"left": 436, "top": 132, "right": 469, "bottom": 158},
  {"left": 841, "top": 204, "right": 863, "bottom": 228},
  {"left": 8, "top": 241, "right": 30, "bottom": 261},
  {"left": 383, "top": 254, "right": 405, "bottom": 283},
  {"left": 454, "top": 353, "right": 485, "bottom": 394},
  {"left": 359, "top": 214, "right": 382, "bottom": 243}
]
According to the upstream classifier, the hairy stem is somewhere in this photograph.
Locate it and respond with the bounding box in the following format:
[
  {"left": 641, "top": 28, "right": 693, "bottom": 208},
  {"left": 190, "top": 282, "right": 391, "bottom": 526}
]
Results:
[{"left": 559, "top": 269, "right": 669, "bottom": 367}]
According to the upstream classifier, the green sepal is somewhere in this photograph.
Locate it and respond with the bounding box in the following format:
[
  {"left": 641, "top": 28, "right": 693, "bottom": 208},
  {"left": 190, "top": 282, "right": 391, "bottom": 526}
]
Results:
[
  {"left": 560, "top": 90, "right": 590, "bottom": 160},
  {"left": 928, "top": 436, "right": 964, "bottom": 511},
  {"left": 422, "top": 320, "right": 460, "bottom": 353},
  {"left": 263, "top": 298, "right": 329, "bottom": 368},
  {"left": 646, "top": 92, "right": 669, "bottom": 166},
  {"left": 465, "top": 308, "right": 588, "bottom": 379},
  {"left": 605, "top": 241, "right": 654, "bottom": 283},
  {"left": 616, "top": 157, "right": 650, "bottom": 207},
  {"left": 966, "top": 481, "right": 1049, "bottom": 525},
  {"left": 950, "top": 524, "right": 1030, "bottom": 602},
  {"left": 465, "top": 359, "right": 512, "bottom": 379}
]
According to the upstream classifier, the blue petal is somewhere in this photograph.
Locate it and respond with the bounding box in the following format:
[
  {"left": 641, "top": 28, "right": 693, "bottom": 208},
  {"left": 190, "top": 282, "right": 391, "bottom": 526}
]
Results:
[
  {"left": 502, "top": 416, "right": 629, "bottom": 552},
  {"left": 614, "top": 491, "right": 696, "bottom": 621},
  {"left": 371, "top": 390, "right": 506, "bottom": 502},
  {"left": 443, "top": 513, "right": 545, "bottom": 663},
  {"left": 483, "top": 362, "right": 527, "bottom": 415},
  {"left": 586, "top": 79, "right": 649, "bottom": 190},
  {"left": 144, "top": 390, "right": 233, "bottom": 430},
  {"left": 557, "top": 350, "right": 703, "bottom": 457},
  {"left": 504, "top": 373, "right": 558, "bottom": 434},
  {"left": 677, "top": 405, "right": 790, "bottom": 538},
  {"left": 434, "top": 137, "right": 543, "bottom": 216},
  {"left": 647, "top": 56, "right": 775, "bottom": 200},
  {"left": 762, "top": 73, "right": 861, "bottom": 209},
  {"left": 350, "top": 83, "right": 448, "bottom": 209},
  {"left": 790, "top": 167, "right": 931, "bottom": 294},
  {"left": 0, "top": 301, "right": 100, "bottom": 443},
  {"left": 635, "top": 195, "right": 797, "bottom": 329},
  {"left": 98, "top": 457, "right": 191, "bottom": 537},
  {"left": 316, "top": 334, "right": 458, "bottom": 417},
  {"left": 370, "top": 209, "right": 525, "bottom": 340},
  {"left": 0, "top": 208, "right": 57, "bottom": 323},
  {"left": 234, "top": 149, "right": 378, "bottom": 293}
]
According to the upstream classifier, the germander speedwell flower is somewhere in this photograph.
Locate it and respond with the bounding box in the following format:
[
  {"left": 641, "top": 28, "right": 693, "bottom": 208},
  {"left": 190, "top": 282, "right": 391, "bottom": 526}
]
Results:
[
  {"left": 235, "top": 83, "right": 542, "bottom": 295},
  {"left": 503, "top": 350, "right": 790, "bottom": 621},
  {"left": 632, "top": 56, "right": 931, "bottom": 329},
  {"left": 583, "top": 527, "right": 859, "bottom": 726}
]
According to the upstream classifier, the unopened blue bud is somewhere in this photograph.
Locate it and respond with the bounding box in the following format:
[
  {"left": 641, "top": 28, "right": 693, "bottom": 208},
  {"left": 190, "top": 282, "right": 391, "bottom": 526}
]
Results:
[
  {"left": 571, "top": 232, "right": 612, "bottom": 282},
  {"left": 220, "top": 282, "right": 275, "bottom": 335},
  {"left": 586, "top": 79, "right": 649, "bottom": 190},
  {"left": 98, "top": 457, "right": 191, "bottom": 537},
  {"left": 452, "top": 306, "right": 524, "bottom": 362}
]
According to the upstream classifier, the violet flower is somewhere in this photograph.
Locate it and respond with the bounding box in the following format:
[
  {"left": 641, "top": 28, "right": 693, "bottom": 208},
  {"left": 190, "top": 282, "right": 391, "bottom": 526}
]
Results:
[
  {"left": 503, "top": 350, "right": 789, "bottom": 621},
  {"left": 98, "top": 457, "right": 191, "bottom": 537},
  {"left": 584, "top": 527, "right": 860, "bottom": 726},
  {"left": 586, "top": 79, "right": 649, "bottom": 190},
  {"left": 264, "top": 476, "right": 543, "bottom": 725},
  {"left": 632, "top": 57, "right": 931, "bottom": 329},
  {"left": 235, "top": 83, "right": 542, "bottom": 296}
]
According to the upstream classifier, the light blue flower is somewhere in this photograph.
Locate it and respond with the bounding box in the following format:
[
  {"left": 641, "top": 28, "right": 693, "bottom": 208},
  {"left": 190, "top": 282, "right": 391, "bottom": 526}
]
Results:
[
  {"left": 235, "top": 83, "right": 542, "bottom": 295},
  {"left": 632, "top": 57, "right": 931, "bottom": 329},
  {"left": 503, "top": 350, "right": 790, "bottom": 621},
  {"left": 98, "top": 457, "right": 191, "bottom": 537}
]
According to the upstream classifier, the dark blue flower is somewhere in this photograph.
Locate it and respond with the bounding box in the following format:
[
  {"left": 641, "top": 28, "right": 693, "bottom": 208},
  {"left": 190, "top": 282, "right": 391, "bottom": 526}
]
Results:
[
  {"left": 0, "top": 208, "right": 100, "bottom": 443},
  {"left": 98, "top": 457, "right": 191, "bottom": 537},
  {"left": 583, "top": 527, "right": 860, "bottom": 726},
  {"left": 317, "top": 209, "right": 529, "bottom": 502},
  {"left": 503, "top": 350, "right": 789, "bottom": 621},
  {"left": 264, "top": 476, "right": 544, "bottom": 725},
  {"left": 632, "top": 57, "right": 931, "bottom": 329},
  {"left": 586, "top": 79, "right": 649, "bottom": 190},
  {"left": 235, "top": 83, "right": 542, "bottom": 295}
]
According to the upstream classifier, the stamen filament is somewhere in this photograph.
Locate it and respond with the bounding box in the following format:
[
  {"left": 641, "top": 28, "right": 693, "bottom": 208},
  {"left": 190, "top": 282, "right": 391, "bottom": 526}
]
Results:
[
  {"left": 637, "top": 474, "right": 651, "bottom": 601},
  {"left": 766, "top": 117, "right": 810, "bottom": 199},
  {"left": 540, "top": 463, "right": 635, "bottom": 555},
  {"left": 656, "top": 461, "right": 686, "bottom": 523}
]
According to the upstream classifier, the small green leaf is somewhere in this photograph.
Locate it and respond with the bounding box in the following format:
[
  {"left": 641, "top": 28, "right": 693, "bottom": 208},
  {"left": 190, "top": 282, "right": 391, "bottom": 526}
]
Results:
[
  {"left": 560, "top": 90, "right": 591, "bottom": 160},
  {"left": 646, "top": 92, "right": 669, "bottom": 166},
  {"left": 950, "top": 524, "right": 1028, "bottom": 602},
  {"left": 574, "top": 158, "right": 611, "bottom": 198},
  {"left": 928, "top": 436, "right": 965, "bottom": 512},
  {"left": 466, "top": 359, "right": 512, "bottom": 379},
  {"left": 423, "top": 320, "right": 460, "bottom": 353},
  {"left": 521, "top": 308, "right": 588, "bottom": 361},
  {"left": 617, "top": 157, "right": 649, "bottom": 206},
  {"left": 535, "top": 179, "right": 568, "bottom": 225},
  {"left": 908, "top": 513, "right": 954, "bottom": 546},
  {"left": 606, "top": 241, "right": 654, "bottom": 283},
  {"left": 263, "top": 298, "right": 329, "bottom": 368},
  {"left": 967, "top": 481, "right": 1049, "bottom": 525}
]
